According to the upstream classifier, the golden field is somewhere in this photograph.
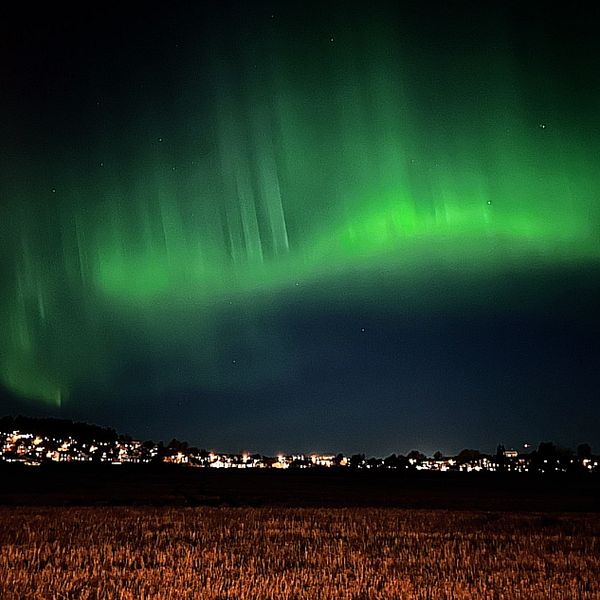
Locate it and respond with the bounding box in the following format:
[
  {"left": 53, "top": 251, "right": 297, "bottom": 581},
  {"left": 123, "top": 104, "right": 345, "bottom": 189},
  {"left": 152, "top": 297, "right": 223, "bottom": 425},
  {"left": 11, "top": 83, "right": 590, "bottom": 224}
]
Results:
[{"left": 0, "top": 507, "right": 598, "bottom": 599}]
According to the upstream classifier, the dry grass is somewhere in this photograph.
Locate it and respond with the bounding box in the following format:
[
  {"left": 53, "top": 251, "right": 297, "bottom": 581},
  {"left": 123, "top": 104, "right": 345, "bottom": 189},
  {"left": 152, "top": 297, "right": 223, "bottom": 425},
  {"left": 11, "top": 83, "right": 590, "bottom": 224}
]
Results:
[{"left": 0, "top": 507, "right": 598, "bottom": 599}]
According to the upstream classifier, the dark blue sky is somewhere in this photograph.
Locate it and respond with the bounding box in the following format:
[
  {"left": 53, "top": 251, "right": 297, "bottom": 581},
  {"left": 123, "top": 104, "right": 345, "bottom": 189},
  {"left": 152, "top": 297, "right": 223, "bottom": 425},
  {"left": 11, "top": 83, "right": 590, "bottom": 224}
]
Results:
[{"left": 1, "top": 1, "right": 599, "bottom": 455}]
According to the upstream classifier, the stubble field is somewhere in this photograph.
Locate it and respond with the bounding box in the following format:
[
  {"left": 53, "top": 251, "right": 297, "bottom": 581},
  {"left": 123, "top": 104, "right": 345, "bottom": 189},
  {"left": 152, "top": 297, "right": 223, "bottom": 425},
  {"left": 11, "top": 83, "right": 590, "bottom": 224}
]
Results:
[{"left": 1, "top": 507, "right": 598, "bottom": 599}]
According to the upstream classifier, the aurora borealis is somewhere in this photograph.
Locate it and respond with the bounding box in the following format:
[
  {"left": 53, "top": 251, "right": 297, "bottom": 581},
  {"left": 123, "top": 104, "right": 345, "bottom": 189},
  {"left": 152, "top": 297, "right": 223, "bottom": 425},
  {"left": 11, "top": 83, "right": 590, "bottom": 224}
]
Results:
[{"left": 1, "top": 2, "right": 599, "bottom": 453}]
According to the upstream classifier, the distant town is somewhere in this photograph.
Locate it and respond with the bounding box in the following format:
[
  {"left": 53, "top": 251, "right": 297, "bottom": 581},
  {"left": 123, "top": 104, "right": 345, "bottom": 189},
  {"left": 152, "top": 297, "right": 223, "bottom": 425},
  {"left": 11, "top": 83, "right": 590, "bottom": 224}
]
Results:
[{"left": 0, "top": 415, "right": 597, "bottom": 474}]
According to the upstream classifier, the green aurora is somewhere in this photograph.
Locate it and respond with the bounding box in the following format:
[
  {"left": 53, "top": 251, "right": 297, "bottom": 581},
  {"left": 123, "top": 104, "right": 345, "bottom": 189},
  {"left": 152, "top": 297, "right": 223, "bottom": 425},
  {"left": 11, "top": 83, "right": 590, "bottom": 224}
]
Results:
[{"left": 1, "top": 3, "right": 599, "bottom": 432}]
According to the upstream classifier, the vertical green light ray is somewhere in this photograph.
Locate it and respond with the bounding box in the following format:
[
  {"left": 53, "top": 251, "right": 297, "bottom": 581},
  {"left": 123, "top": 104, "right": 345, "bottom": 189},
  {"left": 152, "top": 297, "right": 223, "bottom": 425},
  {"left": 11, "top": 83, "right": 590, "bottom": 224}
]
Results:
[{"left": 1, "top": 5, "right": 598, "bottom": 405}]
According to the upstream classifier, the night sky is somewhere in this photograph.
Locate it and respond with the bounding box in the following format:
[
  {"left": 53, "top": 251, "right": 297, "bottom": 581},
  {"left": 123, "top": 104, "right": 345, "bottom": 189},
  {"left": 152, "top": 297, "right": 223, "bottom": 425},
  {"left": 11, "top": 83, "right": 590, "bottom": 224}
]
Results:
[{"left": 1, "top": 1, "right": 599, "bottom": 455}]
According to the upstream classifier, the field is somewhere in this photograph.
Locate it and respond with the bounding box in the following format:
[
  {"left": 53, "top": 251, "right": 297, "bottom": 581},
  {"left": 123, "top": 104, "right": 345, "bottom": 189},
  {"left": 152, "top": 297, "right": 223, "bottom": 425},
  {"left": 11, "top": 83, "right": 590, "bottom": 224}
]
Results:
[
  {"left": 1, "top": 507, "right": 599, "bottom": 599},
  {"left": 2, "top": 464, "right": 600, "bottom": 512}
]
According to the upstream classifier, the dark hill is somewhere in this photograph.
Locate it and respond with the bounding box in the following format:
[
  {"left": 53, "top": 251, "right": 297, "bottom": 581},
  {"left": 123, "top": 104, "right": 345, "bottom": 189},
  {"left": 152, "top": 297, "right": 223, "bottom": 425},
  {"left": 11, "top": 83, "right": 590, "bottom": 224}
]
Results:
[{"left": 0, "top": 414, "right": 118, "bottom": 443}]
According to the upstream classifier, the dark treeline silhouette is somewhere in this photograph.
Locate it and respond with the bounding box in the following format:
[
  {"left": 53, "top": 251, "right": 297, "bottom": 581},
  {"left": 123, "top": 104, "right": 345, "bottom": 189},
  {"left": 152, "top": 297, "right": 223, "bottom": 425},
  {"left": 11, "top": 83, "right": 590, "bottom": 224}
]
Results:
[
  {"left": 0, "top": 415, "right": 118, "bottom": 443},
  {"left": 1, "top": 415, "right": 597, "bottom": 474}
]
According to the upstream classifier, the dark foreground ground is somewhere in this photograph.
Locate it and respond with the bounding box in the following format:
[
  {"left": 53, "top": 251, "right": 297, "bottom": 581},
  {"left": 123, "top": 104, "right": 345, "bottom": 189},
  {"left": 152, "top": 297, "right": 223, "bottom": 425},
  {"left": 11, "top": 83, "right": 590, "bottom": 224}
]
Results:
[{"left": 1, "top": 464, "right": 599, "bottom": 511}]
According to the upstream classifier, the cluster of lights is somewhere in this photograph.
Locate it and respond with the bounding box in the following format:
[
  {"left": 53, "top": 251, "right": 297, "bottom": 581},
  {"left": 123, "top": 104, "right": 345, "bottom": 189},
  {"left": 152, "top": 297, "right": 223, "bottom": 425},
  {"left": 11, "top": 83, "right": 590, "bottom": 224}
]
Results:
[
  {"left": 0, "top": 431, "right": 154, "bottom": 466},
  {"left": 1, "top": 430, "right": 598, "bottom": 474}
]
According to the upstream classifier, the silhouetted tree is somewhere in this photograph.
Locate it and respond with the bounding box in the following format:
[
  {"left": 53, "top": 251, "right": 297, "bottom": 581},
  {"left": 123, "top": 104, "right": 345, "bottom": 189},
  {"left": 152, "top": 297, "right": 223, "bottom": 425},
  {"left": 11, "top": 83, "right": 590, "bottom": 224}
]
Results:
[
  {"left": 349, "top": 453, "right": 365, "bottom": 468},
  {"left": 456, "top": 449, "right": 481, "bottom": 464},
  {"left": 384, "top": 454, "right": 400, "bottom": 468},
  {"left": 530, "top": 442, "right": 560, "bottom": 473},
  {"left": 151, "top": 441, "right": 166, "bottom": 463},
  {"left": 495, "top": 445, "right": 507, "bottom": 471},
  {"left": 537, "top": 441, "right": 557, "bottom": 458},
  {"left": 407, "top": 450, "right": 426, "bottom": 461},
  {"left": 167, "top": 438, "right": 188, "bottom": 451}
]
